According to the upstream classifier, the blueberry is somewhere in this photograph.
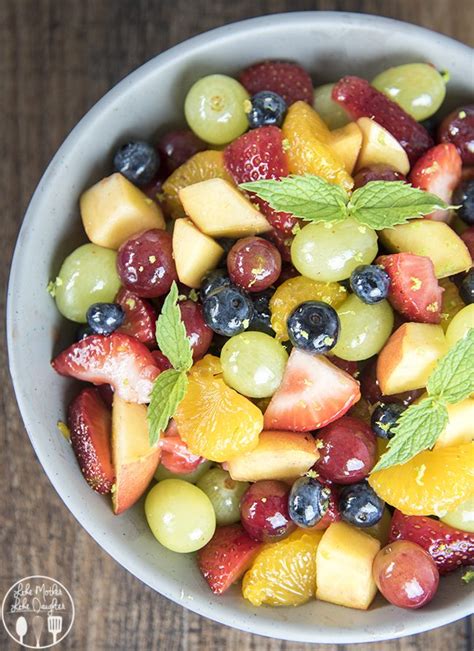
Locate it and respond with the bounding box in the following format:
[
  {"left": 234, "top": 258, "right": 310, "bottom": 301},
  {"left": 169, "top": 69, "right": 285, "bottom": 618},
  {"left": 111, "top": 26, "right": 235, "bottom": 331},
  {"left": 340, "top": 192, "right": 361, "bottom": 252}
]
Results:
[
  {"left": 76, "top": 324, "right": 94, "bottom": 341},
  {"left": 287, "top": 300, "right": 339, "bottom": 354},
  {"left": 339, "top": 481, "right": 384, "bottom": 528},
  {"left": 453, "top": 179, "right": 474, "bottom": 225},
  {"left": 113, "top": 141, "right": 159, "bottom": 186},
  {"left": 371, "top": 402, "right": 406, "bottom": 439},
  {"left": 247, "top": 91, "right": 287, "bottom": 129},
  {"left": 200, "top": 269, "right": 232, "bottom": 301},
  {"left": 202, "top": 285, "right": 254, "bottom": 337},
  {"left": 288, "top": 476, "right": 331, "bottom": 528},
  {"left": 460, "top": 269, "right": 474, "bottom": 304},
  {"left": 350, "top": 265, "right": 390, "bottom": 304},
  {"left": 86, "top": 303, "right": 125, "bottom": 335},
  {"left": 249, "top": 288, "right": 275, "bottom": 336}
]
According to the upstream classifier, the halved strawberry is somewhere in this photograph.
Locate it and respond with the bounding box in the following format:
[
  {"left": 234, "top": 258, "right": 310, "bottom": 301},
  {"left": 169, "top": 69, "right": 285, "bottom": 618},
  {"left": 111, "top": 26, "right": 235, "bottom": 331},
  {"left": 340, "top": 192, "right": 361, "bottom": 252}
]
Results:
[
  {"left": 263, "top": 350, "right": 360, "bottom": 432},
  {"left": 389, "top": 510, "right": 474, "bottom": 575},
  {"left": 224, "top": 126, "right": 299, "bottom": 235},
  {"left": 238, "top": 60, "right": 313, "bottom": 105},
  {"left": 197, "top": 524, "right": 263, "bottom": 594},
  {"left": 159, "top": 419, "right": 204, "bottom": 474},
  {"left": 332, "top": 76, "right": 433, "bottom": 164},
  {"left": 52, "top": 333, "right": 160, "bottom": 403},
  {"left": 409, "top": 144, "right": 462, "bottom": 222},
  {"left": 67, "top": 387, "right": 115, "bottom": 493},
  {"left": 376, "top": 253, "right": 443, "bottom": 324},
  {"left": 116, "top": 288, "right": 157, "bottom": 347}
]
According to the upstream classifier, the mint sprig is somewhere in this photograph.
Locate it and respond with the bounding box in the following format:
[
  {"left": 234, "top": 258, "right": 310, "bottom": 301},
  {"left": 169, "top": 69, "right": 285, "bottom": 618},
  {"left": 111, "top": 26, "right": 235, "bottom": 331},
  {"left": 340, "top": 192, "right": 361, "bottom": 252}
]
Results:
[
  {"left": 372, "top": 329, "right": 474, "bottom": 472},
  {"left": 240, "top": 175, "right": 452, "bottom": 230},
  {"left": 147, "top": 281, "right": 193, "bottom": 445}
]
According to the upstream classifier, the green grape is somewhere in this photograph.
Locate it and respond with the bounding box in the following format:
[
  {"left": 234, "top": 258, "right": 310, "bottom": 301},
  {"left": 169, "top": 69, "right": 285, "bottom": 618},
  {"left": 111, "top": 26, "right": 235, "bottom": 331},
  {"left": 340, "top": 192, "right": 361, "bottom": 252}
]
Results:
[
  {"left": 221, "top": 331, "right": 288, "bottom": 398},
  {"left": 154, "top": 460, "right": 213, "bottom": 484},
  {"left": 446, "top": 304, "right": 474, "bottom": 348},
  {"left": 332, "top": 294, "right": 394, "bottom": 361},
  {"left": 184, "top": 74, "right": 249, "bottom": 145},
  {"left": 291, "top": 219, "right": 378, "bottom": 282},
  {"left": 197, "top": 467, "right": 249, "bottom": 526},
  {"left": 54, "top": 243, "right": 121, "bottom": 323},
  {"left": 313, "top": 83, "right": 350, "bottom": 130},
  {"left": 145, "top": 479, "right": 216, "bottom": 553},
  {"left": 372, "top": 63, "right": 446, "bottom": 121},
  {"left": 440, "top": 496, "right": 474, "bottom": 533}
]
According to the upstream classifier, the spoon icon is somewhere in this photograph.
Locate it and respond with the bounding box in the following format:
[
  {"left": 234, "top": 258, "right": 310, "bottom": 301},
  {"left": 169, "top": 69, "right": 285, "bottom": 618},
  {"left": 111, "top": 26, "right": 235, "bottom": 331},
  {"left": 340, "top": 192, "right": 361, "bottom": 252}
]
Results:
[{"left": 15, "top": 615, "right": 28, "bottom": 644}]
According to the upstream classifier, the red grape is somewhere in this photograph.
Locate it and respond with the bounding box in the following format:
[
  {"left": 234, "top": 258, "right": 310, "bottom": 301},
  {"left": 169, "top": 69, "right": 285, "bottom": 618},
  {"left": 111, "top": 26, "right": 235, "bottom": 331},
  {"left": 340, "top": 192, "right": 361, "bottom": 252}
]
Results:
[
  {"left": 373, "top": 540, "right": 439, "bottom": 609},
  {"left": 157, "top": 129, "right": 206, "bottom": 174},
  {"left": 329, "top": 355, "right": 359, "bottom": 378},
  {"left": 460, "top": 227, "right": 474, "bottom": 261},
  {"left": 264, "top": 228, "right": 293, "bottom": 262},
  {"left": 310, "top": 482, "right": 341, "bottom": 530},
  {"left": 227, "top": 237, "right": 281, "bottom": 292},
  {"left": 179, "top": 299, "right": 213, "bottom": 361},
  {"left": 117, "top": 229, "right": 177, "bottom": 298},
  {"left": 438, "top": 105, "right": 474, "bottom": 165},
  {"left": 353, "top": 164, "right": 406, "bottom": 189},
  {"left": 240, "top": 480, "right": 295, "bottom": 542},
  {"left": 96, "top": 383, "right": 114, "bottom": 408},
  {"left": 151, "top": 350, "right": 172, "bottom": 371},
  {"left": 314, "top": 416, "right": 376, "bottom": 484}
]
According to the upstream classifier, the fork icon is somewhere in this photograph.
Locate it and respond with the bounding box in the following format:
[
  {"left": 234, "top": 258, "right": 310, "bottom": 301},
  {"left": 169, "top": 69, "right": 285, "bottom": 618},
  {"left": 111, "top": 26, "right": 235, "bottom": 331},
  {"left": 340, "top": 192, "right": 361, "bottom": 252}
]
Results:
[{"left": 47, "top": 614, "right": 63, "bottom": 644}]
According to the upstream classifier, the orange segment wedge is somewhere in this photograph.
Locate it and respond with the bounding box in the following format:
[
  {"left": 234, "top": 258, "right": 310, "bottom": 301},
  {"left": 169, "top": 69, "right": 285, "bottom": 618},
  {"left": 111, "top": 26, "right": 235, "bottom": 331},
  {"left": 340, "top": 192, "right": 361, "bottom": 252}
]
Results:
[
  {"left": 162, "top": 150, "right": 234, "bottom": 218},
  {"left": 242, "top": 528, "right": 323, "bottom": 607},
  {"left": 175, "top": 356, "right": 263, "bottom": 462},
  {"left": 282, "top": 101, "right": 353, "bottom": 190},
  {"left": 369, "top": 442, "right": 474, "bottom": 516}
]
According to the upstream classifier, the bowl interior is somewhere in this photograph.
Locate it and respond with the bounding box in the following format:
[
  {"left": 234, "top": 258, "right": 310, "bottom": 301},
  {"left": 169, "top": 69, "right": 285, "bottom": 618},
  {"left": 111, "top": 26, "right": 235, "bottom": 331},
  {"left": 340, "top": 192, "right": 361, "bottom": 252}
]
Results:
[{"left": 7, "top": 12, "right": 473, "bottom": 644}]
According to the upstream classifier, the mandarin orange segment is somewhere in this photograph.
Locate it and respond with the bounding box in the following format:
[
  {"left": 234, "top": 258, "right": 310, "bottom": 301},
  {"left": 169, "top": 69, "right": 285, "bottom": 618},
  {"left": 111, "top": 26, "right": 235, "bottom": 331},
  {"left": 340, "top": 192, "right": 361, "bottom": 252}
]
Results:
[
  {"left": 282, "top": 101, "right": 354, "bottom": 190},
  {"left": 369, "top": 442, "right": 474, "bottom": 516},
  {"left": 242, "top": 528, "right": 323, "bottom": 607},
  {"left": 162, "top": 150, "right": 234, "bottom": 218},
  {"left": 270, "top": 275, "right": 347, "bottom": 341},
  {"left": 174, "top": 358, "right": 263, "bottom": 462},
  {"left": 439, "top": 277, "right": 465, "bottom": 331}
]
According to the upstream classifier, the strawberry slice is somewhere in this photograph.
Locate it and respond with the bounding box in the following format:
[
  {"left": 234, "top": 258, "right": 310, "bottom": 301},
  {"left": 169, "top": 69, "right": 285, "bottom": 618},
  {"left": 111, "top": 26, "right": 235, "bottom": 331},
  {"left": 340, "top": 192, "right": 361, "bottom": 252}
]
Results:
[
  {"left": 389, "top": 510, "right": 474, "bottom": 575},
  {"left": 332, "top": 76, "right": 433, "bottom": 164},
  {"left": 224, "top": 126, "right": 299, "bottom": 235},
  {"left": 376, "top": 253, "right": 443, "bottom": 324},
  {"left": 263, "top": 349, "right": 361, "bottom": 432},
  {"left": 238, "top": 60, "right": 313, "bottom": 105},
  {"left": 116, "top": 288, "right": 157, "bottom": 347},
  {"left": 409, "top": 144, "right": 462, "bottom": 222},
  {"left": 159, "top": 420, "right": 204, "bottom": 474},
  {"left": 197, "top": 524, "right": 263, "bottom": 594},
  {"left": 68, "top": 387, "right": 115, "bottom": 493},
  {"left": 52, "top": 333, "right": 160, "bottom": 404}
]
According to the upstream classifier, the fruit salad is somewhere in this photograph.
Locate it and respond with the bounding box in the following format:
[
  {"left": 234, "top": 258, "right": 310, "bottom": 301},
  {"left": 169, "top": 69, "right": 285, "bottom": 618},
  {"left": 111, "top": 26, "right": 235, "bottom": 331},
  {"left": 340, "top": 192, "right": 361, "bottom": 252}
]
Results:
[{"left": 49, "top": 58, "right": 474, "bottom": 613}]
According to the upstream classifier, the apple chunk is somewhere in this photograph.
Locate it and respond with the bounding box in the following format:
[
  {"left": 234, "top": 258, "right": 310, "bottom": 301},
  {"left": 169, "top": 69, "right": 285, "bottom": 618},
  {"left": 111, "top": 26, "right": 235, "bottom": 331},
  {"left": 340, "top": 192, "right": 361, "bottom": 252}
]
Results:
[
  {"left": 112, "top": 396, "right": 161, "bottom": 514},
  {"left": 172, "top": 218, "right": 224, "bottom": 288},
  {"left": 81, "top": 172, "right": 165, "bottom": 250},
  {"left": 179, "top": 178, "right": 272, "bottom": 238},
  {"left": 226, "top": 430, "right": 319, "bottom": 482},
  {"left": 356, "top": 117, "right": 410, "bottom": 175},
  {"left": 329, "top": 122, "right": 362, "bottom": 174},
  {"left": 316, "top": 521, "right": 380, "bottom": 610},
  {"left": 434, "top": 398, "right": 474, "bottom": 449},
  {"left": 379, "top": 220, "right": 471, "bottom": 279},
  {"left": 377, "top": 323, "right": 447, "bottom": 395}
]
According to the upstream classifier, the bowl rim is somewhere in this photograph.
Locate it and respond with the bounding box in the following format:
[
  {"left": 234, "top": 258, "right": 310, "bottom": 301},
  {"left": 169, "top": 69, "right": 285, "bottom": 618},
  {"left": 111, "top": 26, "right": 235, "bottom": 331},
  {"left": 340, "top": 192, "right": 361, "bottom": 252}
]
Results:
[{"left": 7, "top": 11, "right": 474, "bottom": 644}]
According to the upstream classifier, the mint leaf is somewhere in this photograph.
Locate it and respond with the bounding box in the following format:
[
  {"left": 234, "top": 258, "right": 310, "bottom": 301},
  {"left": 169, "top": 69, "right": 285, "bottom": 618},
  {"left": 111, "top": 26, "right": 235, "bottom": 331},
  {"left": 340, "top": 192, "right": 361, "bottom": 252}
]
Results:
[
  {"left": 427, "top": 329, "right": 474, "bottom": 404},
  {"left": 155, "top": 281, "right": 193, "bottom": 372},
  {"left": 147, "top": 369, "right": 188, "bottom": 445},
  {"left": 372, "top": 398, "right": 448, "bottom": 472},
  {"left": 239, "top": 175, "right": 348, "bottom": 223},
  {"left": 348, "top": 181, "right": 451, "bottom": 229}
]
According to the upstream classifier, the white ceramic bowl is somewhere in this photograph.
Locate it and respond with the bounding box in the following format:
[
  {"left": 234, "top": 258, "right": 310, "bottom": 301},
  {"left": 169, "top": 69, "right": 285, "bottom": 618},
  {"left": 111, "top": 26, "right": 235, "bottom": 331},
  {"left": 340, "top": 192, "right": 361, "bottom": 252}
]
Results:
[{"left": 7, "top": 12, "right": 474, "bottom": 644}]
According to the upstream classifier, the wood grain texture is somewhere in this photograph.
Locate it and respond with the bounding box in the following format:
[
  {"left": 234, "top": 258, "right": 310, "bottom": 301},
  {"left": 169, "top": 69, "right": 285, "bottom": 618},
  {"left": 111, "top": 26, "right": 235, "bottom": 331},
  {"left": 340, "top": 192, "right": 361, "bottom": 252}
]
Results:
[{"left": 0, "top": 1, "right": 472, "bottom": 649}]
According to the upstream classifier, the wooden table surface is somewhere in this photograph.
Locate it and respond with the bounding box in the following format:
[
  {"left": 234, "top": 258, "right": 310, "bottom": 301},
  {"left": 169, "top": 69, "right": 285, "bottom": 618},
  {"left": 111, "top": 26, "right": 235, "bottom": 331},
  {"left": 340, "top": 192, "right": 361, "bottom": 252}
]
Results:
[{"left": 1, "top": 1, "right": 473, "bottom": 649}]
